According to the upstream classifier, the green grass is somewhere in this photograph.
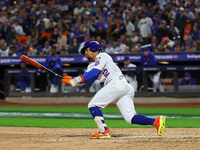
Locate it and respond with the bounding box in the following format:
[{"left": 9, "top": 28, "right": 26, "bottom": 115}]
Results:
[
  {"left": 0, "top": 107, "right": 200, "bottom": 128},
  {"left": 0, "top": 107, "right": 200, "bottom": 115}
]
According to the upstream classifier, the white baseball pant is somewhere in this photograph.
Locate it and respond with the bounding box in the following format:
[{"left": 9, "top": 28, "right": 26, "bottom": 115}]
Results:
[
  {"left": 148, "top": 71, "right": 165, "bottom": 92},
  {"left": 88, "top": 78, "right": 136, "bottom": 124}
]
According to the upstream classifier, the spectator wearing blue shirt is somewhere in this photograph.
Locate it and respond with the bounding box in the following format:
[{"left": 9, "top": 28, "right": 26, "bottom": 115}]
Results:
[
  {"left": 15, "top": 43, "right": 27, "bottom": 56},
  {"left": 152, "top": 14, "right": 161, "bottom": 36},
  {"left": 45, "top": 47, "right": 62, "bottom": 93},
  {"left": 95, "top": 14, "right": 108, "bottom": 32},
  {"left": 69, "top": 24, "right": 78, "bottom": 45},
  {"left": 179, "top": 72, "right": 197, "bottom": 85},
  {"left": 18, "top": 61, "right": 31, "bottom": 92},
  {"left": 140, "top": 47, "right": 165, "bottom": 92}
]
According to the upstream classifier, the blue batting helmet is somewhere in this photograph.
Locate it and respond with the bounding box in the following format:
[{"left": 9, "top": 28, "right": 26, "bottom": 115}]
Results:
[{"left": 81, "top": 41, "right": 102, "bottom": 54}]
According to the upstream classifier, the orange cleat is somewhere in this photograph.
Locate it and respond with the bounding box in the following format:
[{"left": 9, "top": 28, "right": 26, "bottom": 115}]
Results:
[
  {"left": 90, "top": 128, "right": 111, "bottom": 139},
  {"left": 153, "top": 116, "right": 166, "bottom": 136}
]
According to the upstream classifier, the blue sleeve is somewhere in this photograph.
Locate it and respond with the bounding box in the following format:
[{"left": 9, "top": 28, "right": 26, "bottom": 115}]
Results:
[
  {"left": 146, "top": 54, "right": 157, "bottom": 66},
  {"left": 83, "top": 68, "right": 101, "bottom": 82},
  {"left": 190, "top": 78, "right": 197, "bottom": 85},
  {"left": 179, "top": 79, "right": 185, "bottom": 85},
  {"left": 44, "top": 56, "right": 50, "bottom": 68},
  {"left": 140, "top": 55, "right": 146, "bottom": 67}
]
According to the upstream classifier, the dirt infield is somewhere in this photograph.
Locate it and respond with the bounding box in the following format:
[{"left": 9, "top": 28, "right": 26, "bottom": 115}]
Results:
[{"left": 0, "top": 127, "right": 199, "bottom": 150}]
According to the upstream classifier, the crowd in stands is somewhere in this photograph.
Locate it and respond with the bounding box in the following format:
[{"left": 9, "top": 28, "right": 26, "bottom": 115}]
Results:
[{"left": 0, "top": 0, "right": 200, "bottom": 57}]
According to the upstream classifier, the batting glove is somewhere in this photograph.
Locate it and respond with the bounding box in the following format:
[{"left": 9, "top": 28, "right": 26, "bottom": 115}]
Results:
[
  {"left": 69, "top": 76, "right": 84, "bottom": 87},
  {"left": 61, "top": 76, "right": 72, "bottom": 85}
]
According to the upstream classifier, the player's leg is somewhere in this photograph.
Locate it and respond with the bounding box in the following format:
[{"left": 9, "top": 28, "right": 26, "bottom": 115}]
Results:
[
  {"left": 116, "top": 84, "right": 165, "bottom": 136},
  {"left": 88, "top": 80, "right": 129, "bottom": 139},
  {"left": 149, "top": 72, "right": 164, "bottom": 92}
]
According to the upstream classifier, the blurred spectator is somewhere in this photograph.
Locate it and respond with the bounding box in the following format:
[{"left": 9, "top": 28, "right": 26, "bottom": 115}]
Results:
[
  {"left": 158, "top": 37, "right": 175, "bottom": 52},
  {"left": 140, "top": 47, "right": 165, "bottom": 92},
  {"left": 114, "top": 39, "right": 127, "bottom": 54},
  {"left": 68, "top": 37, "right": 80, "bottom": 54},
  {"left": 152, "top": 14, "right": 161, "bottom": 36},
  {"left": 3, "top": 19, "right": 11, "bottom": 37},
  {"left": 83, "top": 19, "right": 96, "bottom": 38},
  {"left": 9, "top": 46, "right": 17, "bottom": 57},
  {"left": 29, "top": 28, "right": 38, "bottom": 48},
  {"left": 184, "top": 4, "right": 195, "bottom": 21},
  {"left": 131, "top": 30, "right": 139, "bottom": 43},
  {"left": 155, "top": 20, "right": 174, "bottom": 45},
  {"left": 18, "top": 61, "right": 31, "bottom": 93},
  {"left": 18, "top": 17, "right": 29, "bottom": 35},
  {"left": 15, "top": 43, "right": 27, "bottom": 56},
  {"left": 100, "top": 39, "right": 107, "bottom": 52},
  {"left": 45, "top": 47, "right": 62, "bottom": 93},
  {"left": 96, "top": 25, "right": 106, "bottom": 40},
  {"left": 138, "top": 12, "right": 153, "bottom": 44},
  {"left": 158, "top": 8, "right": 170, "bottom": 25},
  {"left": 73, "top": 3, "right": 84, "bottom": 15},
  {"left": 50, "top": 28, "right": 59, "bottom": 46},
  {"left": 123, "top": 56, "right": 138, "bottom": 92},
  {"left": 57, "top": 29, "right": 67, "bottom": 51},
  {"left": 179, "top": 72, "right": 197, "bottom": 85},
  {"left": 43, "top": 41, "right": 52, "bottom": 55},
  {"left": 183, "top": 17, "right": 192, "bottom": 42},
  {"left": 0, "top": 40, "right": 9, "bottom": 57},
  {"left": 125, "top": 35, "right": 134, "bottom": 51},
  {"left": 105, "top": 41, "right": 115, "bottom": 54},
  {"left": 95, "top": 14, "right": 108, "bottom": 32},
  {"left": 106, "top": 17, "right": 115, "bottom": 41},
  {"left": 69, "top": 24, "right": 78, "bottom": 45},
  {"left": 175, "top": 7, "right": 187, "bottom": 38},
  {"left": 168, "top": 20, "right": 180, "bottom": 38},
  {"left": 131, "top": 40, "right": 142, "bottom": 52},
  {"left": 0, "top": 23, "right": 6, "bottom": 40},
  {"left": 189, "top": 25, "right": 200, "bottom": 41},
  {"left": 13, "top": 19, "right": 24, "bottom": 36},
  {"left": 125, "top": 16, "right": 135, "bottom": 37},
  {"left": 112, "top": 16, "right": 126, "bottom": 40},
  {"left": 6, "top": 27, "right": 17, "bottom": 46}
]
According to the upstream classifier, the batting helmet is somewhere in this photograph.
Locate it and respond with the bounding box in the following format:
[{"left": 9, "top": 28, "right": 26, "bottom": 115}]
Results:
[{"left": 81, "top": 41, "right": 102, "bottom": 54}]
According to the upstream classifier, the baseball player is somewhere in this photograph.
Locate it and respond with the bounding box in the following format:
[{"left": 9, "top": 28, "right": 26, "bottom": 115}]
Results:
[
  {"left": 62, "top": 41, "right": 165, "bottom": 139},
  {"left": 123, "top": 56, "right": 138, "bottom": 92},
  {"left": 140, "top": 47, "right": 165, "bottom": 92}
]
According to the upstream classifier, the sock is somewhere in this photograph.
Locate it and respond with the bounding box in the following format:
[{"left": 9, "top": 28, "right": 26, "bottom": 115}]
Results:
[
  {"left": 89, "top": 106, "right": 107, "bottom": 130},
  {"left": 131, "top": 114, "right": 155, "bottom": 125}
]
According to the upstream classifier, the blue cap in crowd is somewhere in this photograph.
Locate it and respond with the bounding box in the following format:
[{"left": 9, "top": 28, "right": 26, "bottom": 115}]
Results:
[
  {"left": 184, "top": 72, "right": 191, "bottom": 77},
  {"left": 141, "top": 47, "right": 150, "bottom": 52},
  {"left": 17, "top": 43, "right": 22, "bottom": 47},
  {"left": 37, "top": 45, "right": 43, "bottom": 51},
  {"left": 117, "top": 39, "right": 122, "bottom": 42}
]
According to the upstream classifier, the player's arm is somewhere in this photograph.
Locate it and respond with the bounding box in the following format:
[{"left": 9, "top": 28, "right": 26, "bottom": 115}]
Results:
[{"left": 61, "top": 68, "right": 101, "bottom": 87}]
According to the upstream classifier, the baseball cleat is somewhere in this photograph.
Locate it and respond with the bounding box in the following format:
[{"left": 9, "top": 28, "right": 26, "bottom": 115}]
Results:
[
  {"left": 153, "top": 116, "right": 165, "bottom": 136},
  {"left": 90, "top": 128, "right": 111, "bottom": 139}
]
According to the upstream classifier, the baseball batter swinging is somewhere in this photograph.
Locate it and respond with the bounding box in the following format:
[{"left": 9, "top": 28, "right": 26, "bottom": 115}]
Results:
[{"left": 62, "top": 41, "right": 165, "bottom": 139}]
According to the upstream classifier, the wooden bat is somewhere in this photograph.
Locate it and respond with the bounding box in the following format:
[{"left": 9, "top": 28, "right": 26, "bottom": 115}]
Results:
[{"left": 20, "top": 55, "right": 63, "bottom": 79}]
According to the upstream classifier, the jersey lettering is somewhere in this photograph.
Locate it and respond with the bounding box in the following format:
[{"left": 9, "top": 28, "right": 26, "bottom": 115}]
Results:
[{"left": 102, "top": 69, "right": 110, "bottom": 77}]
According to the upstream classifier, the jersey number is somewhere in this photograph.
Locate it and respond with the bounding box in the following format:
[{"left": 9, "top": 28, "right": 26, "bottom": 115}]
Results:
[{"left": 102, "top": 69, "right": 110, "bottom": 77}]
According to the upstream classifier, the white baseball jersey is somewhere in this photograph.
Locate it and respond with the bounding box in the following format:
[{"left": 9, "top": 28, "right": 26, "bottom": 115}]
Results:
[
  {"left": 92, "top": 53, "right": 123, "bottom": 85},
  {"left": 88, "top": 52, "right": 136, "bottom": 124},
  {"left": 114, "top": 44, "right": 127, "bottom": 54},
  {"left": 138, "top": 17, "right": 153, "bottom": 38}
]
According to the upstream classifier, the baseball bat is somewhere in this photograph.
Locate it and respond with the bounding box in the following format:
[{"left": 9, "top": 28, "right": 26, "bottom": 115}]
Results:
[{"left": 20, "top": 55, "right": 63, "bottom": 79}]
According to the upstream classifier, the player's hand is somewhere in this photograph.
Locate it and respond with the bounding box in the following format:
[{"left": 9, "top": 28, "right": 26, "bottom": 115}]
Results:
[
  {"left": 69, "top": 76, "right": 84, "bottom": 87},
  {"left": 61, "top": 76, "right": 72, "bottom": 85}
]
